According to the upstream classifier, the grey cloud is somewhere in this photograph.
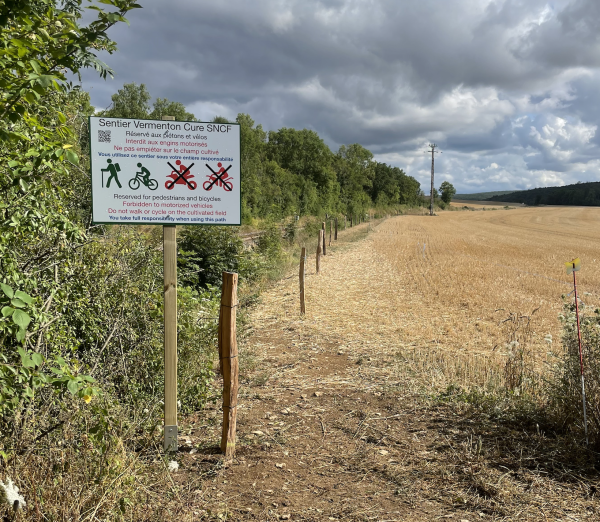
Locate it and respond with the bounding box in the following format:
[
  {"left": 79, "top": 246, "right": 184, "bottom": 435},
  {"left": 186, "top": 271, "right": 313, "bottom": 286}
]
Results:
[
  {"left": 80, "top": 0, "right": 600, "bottom": 193},
  {"left": 516, "top": 0, "right": 600, "bottom": 69}
]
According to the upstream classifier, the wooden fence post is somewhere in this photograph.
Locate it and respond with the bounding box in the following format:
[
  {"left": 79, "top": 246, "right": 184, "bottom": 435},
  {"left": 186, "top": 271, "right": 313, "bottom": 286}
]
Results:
[
  {"left": 322, "top": 222, "right": 326, "bottom": 255},
  {"left": 350, "top": 216, "right": 353, "bottom": 227},
  {"left": 344, "top": 216, "right": 347, "bottom": 230},
  {"left": 299, "top": 247, "right": 306, "bottom": 314},
  {"left": 163, "top": 224, "right": 178, "bottom": 452},
  {"left": 316, "top": 230, "right": 322, "bottom": 274},
  {"left": 329, "top": 221, "right": 332, "bottom": 246},
  {"left": 220, "top": 272, "right": 238, "bottom": 459},
  {"left": 334, "top": 218, "right": 338, "bottom": 240}
]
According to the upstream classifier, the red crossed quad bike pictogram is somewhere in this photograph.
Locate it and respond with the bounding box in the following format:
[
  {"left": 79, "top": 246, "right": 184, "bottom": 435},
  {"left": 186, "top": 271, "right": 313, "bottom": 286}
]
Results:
[{"left": 203, "top": 163, "right": 233, "bottom": 191}]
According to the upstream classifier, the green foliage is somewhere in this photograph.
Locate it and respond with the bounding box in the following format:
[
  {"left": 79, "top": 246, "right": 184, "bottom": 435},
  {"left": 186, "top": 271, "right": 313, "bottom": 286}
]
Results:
[
  {"left": 0, "top": 0, "right": 141, "bottom": 141},
  {"left": 439, "top": 181, "right": 456, "bottom": 204},
  {"left": 303, "top": 216, "right": 324, "bottom": 238},
  {"left": 267, "top": 127, "right": 338, "bottom": 215},
  {"left": 256, "top": 222, "right": 283, "bottom": 261},
  {"left": 0, "top": 348, "right": 98, "bottom": 418},
  {"left": 237, "top": 113, "right": 268, "bottom": 221},
  {"left": 0, "top": 0, "right": 219, "bottom": 470},
  {"left": 0, "top": 1, "right": 142, "bottom": 431},
  {"left": 0, "top": 4, "right": 222, "bottom": 519},
  {"left": 283, "top": 218, "right": 299, "bottom": 244},
  {"left": 178, "top": 226, "right": 246, "bottom": 290},
  {"left": 101, "top": 82, "right": 197, "bottom": 121},
  {"left": 0, "top": 284, "right": 33, "bottom": 342},
  {"left": 335, "top": 143, "right": 374, "bottom": 217},
  {"left": 150, "top": 97, "right": 196, "bottom": 121},
  {"left": 176, "top": 286, "right": 219, "bottom": 413},
  {"left": 371, "top": 162, "right": 421, "bottom": 208},
  {"left": 549, "top": 301, "right": 600, "bottom": 445},
  {"left": 101, "top": 82, "right": 151, "bottom": 119}
]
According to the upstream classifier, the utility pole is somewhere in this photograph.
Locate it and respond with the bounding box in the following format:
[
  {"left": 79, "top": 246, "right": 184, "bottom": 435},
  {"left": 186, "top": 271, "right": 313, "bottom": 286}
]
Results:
[{"left": 425, "top": 144, "right": 440, "bottom": 216}]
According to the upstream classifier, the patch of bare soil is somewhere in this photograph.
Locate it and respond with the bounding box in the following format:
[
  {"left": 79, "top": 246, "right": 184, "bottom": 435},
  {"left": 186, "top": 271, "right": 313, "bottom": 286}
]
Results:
[{"left": 173, "top": 222, "right": 599, "bottom": 521}]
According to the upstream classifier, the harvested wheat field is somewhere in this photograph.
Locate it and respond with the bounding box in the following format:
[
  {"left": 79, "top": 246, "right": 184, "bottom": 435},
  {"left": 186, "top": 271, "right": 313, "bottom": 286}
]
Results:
[
  {"left": 172, "top": 210, "right": 600, "bottom": 521},
  {"left": 452, "top": 200, "right": 518, "bottom": 209},
  {"left": 372, "top": 206, "right": 600, "bottom": 388}
]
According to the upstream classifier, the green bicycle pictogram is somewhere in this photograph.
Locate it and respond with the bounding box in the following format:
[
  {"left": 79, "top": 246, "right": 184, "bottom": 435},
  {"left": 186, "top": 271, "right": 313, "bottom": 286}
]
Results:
[{"left": 129, "top": 163, "right": 158, "bottom": 190}]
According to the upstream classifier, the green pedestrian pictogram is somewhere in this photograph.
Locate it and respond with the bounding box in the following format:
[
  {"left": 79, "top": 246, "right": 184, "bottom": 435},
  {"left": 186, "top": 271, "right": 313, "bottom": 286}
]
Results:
[
  {"left": 101, "top": 159, "right": 122, "bottom": 188},
  {"left": 129, "top": 163, "right": 158, "bottom": 190}
]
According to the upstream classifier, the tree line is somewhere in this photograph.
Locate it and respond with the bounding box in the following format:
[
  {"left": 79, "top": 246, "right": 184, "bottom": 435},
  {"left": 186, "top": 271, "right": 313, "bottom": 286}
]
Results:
[
  {"left": 488, "top": 181, "right": 600, "bottom": 207},
  {"left": 101, "top": 83, "right": 424, "bottom": 221}
]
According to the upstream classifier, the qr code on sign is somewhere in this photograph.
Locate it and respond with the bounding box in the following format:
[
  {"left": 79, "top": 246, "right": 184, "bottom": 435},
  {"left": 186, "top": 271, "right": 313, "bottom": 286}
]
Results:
[{"left": 98, "top": 130, "right": 111, "bottom": 143}]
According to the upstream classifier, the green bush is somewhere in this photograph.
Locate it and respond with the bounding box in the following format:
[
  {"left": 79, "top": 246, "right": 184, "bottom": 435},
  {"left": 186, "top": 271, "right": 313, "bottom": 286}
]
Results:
[
  {"left": 178, "top": 226, "right": 245, "bottom": 290},
  {"left": 549, "top": 300, "right": 600, "bottom": 446},
  {"left": 175, "top": 285, "right": 219, "bottom": 413},
  {"left": 303, "top": 216, "right": 323, "bottom": 238},
  {"left": 256, "top": 222, "right": 283, "bottom": 260},
  {"left": 284, "top": 218, "right": 299, "bottom": 244}
]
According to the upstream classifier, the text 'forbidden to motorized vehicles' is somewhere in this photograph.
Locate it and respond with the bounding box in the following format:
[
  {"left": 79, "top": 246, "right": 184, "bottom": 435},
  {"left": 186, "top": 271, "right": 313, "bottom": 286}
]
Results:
[{"left": 89, "top": 117, "right": 241, "bottom": 225}]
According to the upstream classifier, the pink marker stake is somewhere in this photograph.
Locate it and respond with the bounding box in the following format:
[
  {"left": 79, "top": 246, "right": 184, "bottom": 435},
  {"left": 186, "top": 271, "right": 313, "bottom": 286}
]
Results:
[{"left": 572, "top": 265, "right": 589, "bottom": 446}]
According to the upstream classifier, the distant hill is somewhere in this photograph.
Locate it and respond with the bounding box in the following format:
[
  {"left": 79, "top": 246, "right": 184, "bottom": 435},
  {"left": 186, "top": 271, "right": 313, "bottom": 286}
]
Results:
[
  {"left": 487, "top": 182, "right": 600, "bottom": 206},
  {"left": 454, "top": 191, "right": 516, "bottom": 201}
]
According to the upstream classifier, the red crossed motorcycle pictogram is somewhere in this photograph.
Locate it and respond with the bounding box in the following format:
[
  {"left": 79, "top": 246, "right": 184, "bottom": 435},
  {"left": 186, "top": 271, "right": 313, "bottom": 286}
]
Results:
[{"left": 203, "top": 163, "right": 233, "bottom": 191}]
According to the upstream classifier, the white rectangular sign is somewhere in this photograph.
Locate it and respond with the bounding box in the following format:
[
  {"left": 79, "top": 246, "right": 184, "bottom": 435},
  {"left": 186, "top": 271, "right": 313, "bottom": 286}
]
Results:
[{"left": 89, "top": 117, "right": 241, "bottom": 225}]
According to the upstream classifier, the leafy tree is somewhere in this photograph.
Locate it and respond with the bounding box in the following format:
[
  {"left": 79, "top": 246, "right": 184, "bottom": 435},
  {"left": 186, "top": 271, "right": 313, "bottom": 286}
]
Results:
[
  {"left": 335, "top": 144, "right": 375, "bottom": 217},
  {"left": 101, "top": 82, "right": 197, "bottom": 121},
  {"left": 267, "top": 128, "right": 338, "bottom": 214},
  {"left": 101, "top": 82, "right": 150, "bottom": 119},
  {"left": 212, "top": 115, "right": 230, "bottom": 123},
  {"left": 439, "top": 181, "right": 456, "bottom": 204},
  {"left": 371, "top": 163, "right": 398, "bottom": 206},
  {"left": 236, "top": 113, "right": 267, "bottom": 221},
  {"left": 262, "top": 160, "right": 303, "bottom": 218},
  {"left": 397, "top": 168, "right": 422, "bottom": 206},
  {"left": 150, "top": 97, "right": 196, "bottom": 121}
]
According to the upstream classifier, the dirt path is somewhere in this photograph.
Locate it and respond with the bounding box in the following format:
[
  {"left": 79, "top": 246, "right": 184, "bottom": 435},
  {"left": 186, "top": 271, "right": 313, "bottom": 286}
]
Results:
[{"left": 174, "top": 220, "right": 599, "bottom": 521}]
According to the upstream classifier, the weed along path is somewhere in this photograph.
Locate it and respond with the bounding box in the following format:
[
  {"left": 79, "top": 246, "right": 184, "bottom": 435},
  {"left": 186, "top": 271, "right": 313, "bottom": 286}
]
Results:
[{"left": 174, "top": 214, "right": 599, "bottom": 521}]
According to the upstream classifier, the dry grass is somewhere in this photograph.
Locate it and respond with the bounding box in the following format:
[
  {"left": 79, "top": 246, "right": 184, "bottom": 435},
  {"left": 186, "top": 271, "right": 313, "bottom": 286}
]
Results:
[
  {"left": 451, "top": 200, "right": 519, "bottom": 209},
  {"left": 0, "top": 398, "right": 185, "bottom": 522}
]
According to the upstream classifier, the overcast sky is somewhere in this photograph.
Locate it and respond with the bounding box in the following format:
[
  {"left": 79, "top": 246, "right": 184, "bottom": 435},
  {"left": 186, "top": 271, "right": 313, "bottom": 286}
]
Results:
[{"left": 80, "top": 0, "right": 600, "bottom": 194}]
